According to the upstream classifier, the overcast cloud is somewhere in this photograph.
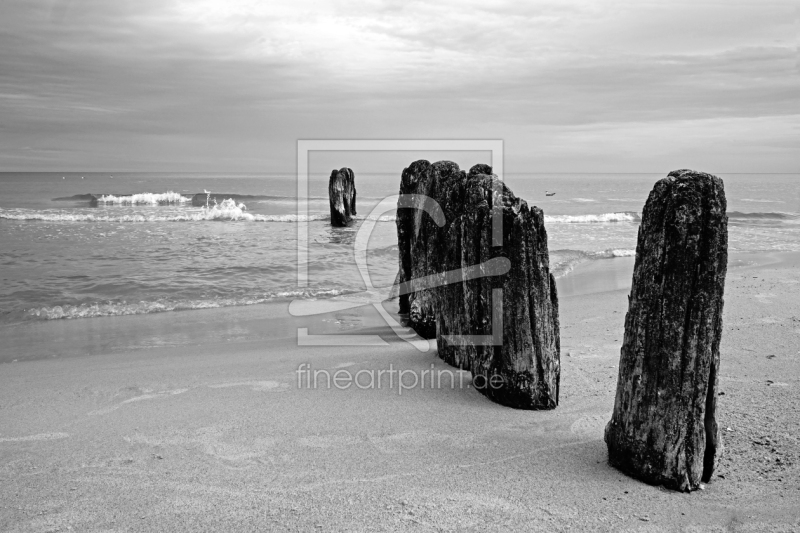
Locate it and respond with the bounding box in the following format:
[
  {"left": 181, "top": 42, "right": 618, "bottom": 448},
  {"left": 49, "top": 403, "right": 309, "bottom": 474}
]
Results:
[{"left": 0, "top": 0, "right": 797, "bottom": 173}]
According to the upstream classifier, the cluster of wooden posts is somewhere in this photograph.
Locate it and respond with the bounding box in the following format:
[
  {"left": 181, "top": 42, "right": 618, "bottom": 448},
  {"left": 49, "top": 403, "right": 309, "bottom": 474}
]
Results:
[{"left": 328, "top": 165, "right": 728, "bottom": 493}]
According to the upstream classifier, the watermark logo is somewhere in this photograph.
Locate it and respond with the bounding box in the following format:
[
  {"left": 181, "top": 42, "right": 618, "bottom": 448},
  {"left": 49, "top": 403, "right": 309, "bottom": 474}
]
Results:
[
  {"left": 290, "top": 140, "right": 505, "bottom": 350},
  {"left": 295, "top": 363, "right": 506, "bottom": 395}
]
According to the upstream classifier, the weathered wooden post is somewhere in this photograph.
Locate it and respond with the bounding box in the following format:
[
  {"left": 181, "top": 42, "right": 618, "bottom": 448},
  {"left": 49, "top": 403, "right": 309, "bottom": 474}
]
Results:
[
  {"left": 328, "top": 167, "right": 357, "bottom": 226},
  {"left": 396, "top": 160, "right": 431, "bottom": 315},
  {"left": 440, "top": 165, "right": 560, "bottom": 409},
  {"left": 396, "top": 160, "right": 465, "bottom": 338},
  {"left": 396, "top": 161, "right": 560, "bottom": 409},
  {"left": 605, "top": 169, "right": 728, "bottom": 491}
]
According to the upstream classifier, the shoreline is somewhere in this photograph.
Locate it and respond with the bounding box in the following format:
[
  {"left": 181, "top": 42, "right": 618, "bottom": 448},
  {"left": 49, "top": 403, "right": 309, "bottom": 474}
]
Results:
[{"left": 1, "top": 250, "right": 795, "bottom": 365}]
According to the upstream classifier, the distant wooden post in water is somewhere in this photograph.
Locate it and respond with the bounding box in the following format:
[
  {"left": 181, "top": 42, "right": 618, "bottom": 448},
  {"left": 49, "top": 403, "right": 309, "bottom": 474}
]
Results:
[
  {"left": 329, "top": 168, "right": 357, "bottom": 226},
  {"left": 605, "top": 169, "right": 728, "bottom": 492}
]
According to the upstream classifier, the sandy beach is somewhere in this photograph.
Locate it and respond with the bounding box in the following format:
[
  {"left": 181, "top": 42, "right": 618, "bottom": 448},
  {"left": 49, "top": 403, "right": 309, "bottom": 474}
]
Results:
[{"left": 1, "top": 252, "right": 797, "bottom": 531}]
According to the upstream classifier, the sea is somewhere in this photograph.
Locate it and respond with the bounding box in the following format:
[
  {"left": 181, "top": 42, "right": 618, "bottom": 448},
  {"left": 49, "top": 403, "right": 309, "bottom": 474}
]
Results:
[{"left": 0, "top": 171, "right": 798, "bottom": 329}]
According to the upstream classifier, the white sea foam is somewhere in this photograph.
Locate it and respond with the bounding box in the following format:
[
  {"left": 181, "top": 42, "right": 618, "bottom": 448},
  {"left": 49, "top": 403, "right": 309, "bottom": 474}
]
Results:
[
  {"left": 740, "top": 199, "right": 785, "bottom": 203},
  {"left": 549, "top": 248, "right": 636, "bottom": 278},
  {"left": 23, "top": 288, "right": 355, "bottom": 321},
  {"left": 1, "top": 199, "right": 392, "bottom": 223},
  {"left": 356, "top": 214, "right": 397, "bottom": 222},
  {"left": 96, "top": 192, "right": 190, "bottom": 205},
  {"left": 0, "top": 203, "right": 330, "bottom": 223},
  {"left": 592, "top": 248, "right": 636, "bottom": 258},
  {"left": 545, "top": 212, "right": 640, "bottom": 223}
]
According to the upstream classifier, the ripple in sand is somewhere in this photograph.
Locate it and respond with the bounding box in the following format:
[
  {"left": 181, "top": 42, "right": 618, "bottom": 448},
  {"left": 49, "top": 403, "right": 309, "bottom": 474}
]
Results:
[
  {"left": 0, "top": 432, "right": 70, "bottom": 443},
  {"left": 569, "top": 414, "right": 611, "bottom": 439},
  {"left": 126, "top": 429, "right": 280, "bottom": 464},
  {"left": 754, "top": 293, "right": 777, "bottom": 303},
  {"left": 87, "top": 388, "right": 189, "bottom": 416},
  {"left": 208, "top": 380, "right": 289, "bottom": 392},
  {"left": 297, "top": 435, "right": 362, "bottom": 449},
  {"left": 367, "top": 431, "right": 475, "bottom": 454}
]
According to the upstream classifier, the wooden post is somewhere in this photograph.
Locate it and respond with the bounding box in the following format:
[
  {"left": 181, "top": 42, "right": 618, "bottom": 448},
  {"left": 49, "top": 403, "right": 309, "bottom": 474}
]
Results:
[
  {"left": 605, "top": 169, "right": 728, "bottom": 491},
  {"left": 396, "top": 161, "right": 560, "bottom": 409},
  {"left": 441, "top": 166, "right": 560, "bottom": 409},
  {"left": 396, "top": 160, "right": 465, "bottom": 338},
  {"left": 396, "top": 160, "right": 431, "bottom": 314},
  {"left": 328, "top": 167, "right": 357, "bottom": 226}
]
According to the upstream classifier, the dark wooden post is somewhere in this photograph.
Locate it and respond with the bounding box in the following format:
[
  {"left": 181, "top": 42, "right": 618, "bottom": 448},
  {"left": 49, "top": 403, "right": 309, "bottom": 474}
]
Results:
[
  {"left": 396, "top": 160, "right": 431, "bottom": 314},
  {"left": 396, "top": 161, "right": 560, "bottom": 409},
  {"left": 328, "top": 167, "right": 357, "bottom": 226},
  {"left": 605, "top": 169, "right": 728, "bottom": 491},
  {"left": 440, "top": 166, "right": 560, "bottom": 409},
  {"left": 396, "top": 160, "right": 465, "bottom": 338}
]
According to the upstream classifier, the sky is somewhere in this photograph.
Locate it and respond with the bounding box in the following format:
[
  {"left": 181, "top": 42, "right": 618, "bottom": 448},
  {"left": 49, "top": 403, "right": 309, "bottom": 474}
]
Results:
[{"left": 0, "top": 0, "right": 797, "bottom": 174}]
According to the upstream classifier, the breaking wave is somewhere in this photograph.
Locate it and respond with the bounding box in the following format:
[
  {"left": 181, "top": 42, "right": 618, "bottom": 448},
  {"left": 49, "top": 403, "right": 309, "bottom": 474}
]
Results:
[
  {"left": 0, "top": 202, "right": 399, "bottom": 223},
  {"left": 550, "top": 248, "right": 636, "bottom": 278},
  {"left": 0, "top": 203, "right": 330, "bottom": 223},
  {"left": 728, "top": 211, "right": 798, "bottom": 221},
  {"left": 545, "top": 212, "right": 640, "bottom": 223},
  {"left": 590, "top": 248, "right": 637, "bottom": 258},
  {"left": 96, "top": 192, "right": 190, "bottom": 205},
  {"left": 22, "top": 288, "right": 359, "bottom": 321}
]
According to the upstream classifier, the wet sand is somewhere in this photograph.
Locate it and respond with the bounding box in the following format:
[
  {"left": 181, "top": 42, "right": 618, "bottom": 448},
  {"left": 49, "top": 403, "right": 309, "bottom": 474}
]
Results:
[{"left": 1, "top": 253, "right": 798, "bottom": 531}]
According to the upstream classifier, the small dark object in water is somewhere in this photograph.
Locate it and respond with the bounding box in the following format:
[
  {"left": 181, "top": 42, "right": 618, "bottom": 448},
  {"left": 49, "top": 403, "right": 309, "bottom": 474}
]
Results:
[{"left": 545, "top": 192, "right": 556, "bottom": 196}]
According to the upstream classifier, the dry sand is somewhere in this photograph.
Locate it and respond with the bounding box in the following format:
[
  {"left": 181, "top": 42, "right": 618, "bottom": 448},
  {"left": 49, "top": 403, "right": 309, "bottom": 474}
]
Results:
[{"left": 1, "top": 253, "right": 798, "bottom": 531}]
